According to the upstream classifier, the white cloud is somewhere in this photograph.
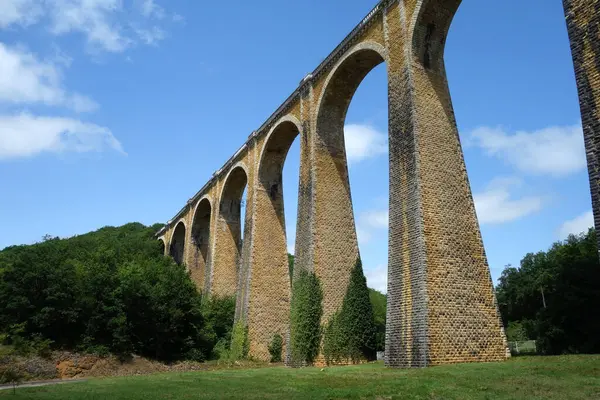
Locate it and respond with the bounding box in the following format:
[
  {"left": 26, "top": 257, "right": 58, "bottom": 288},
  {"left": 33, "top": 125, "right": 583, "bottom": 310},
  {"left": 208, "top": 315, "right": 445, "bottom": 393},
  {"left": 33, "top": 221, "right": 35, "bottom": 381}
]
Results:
[
  {"left": 356, "top": 207, "right": 388, "bottom": 246},
  {"left": 47, "top": 0, "right": 133, "bottom": 53},
  {"left": 557, "top": 210, "right": 595, "bottom": 239},
  {"left": 473, "top": 177, "right": 543, "bottom": 225},
  {"left": 356, "top": 227, "right": 372, "bottom": 246},
  {"left": 361, "top": 209, "right": 388, "bottom": 229},
  {"left": 469, "top": 125, "right": 585, "bottom": 177},
  {"left": 140, "top": 0, "right": 165, "bottom": 19},
  {"left": 0, "top": 0, "right": 43, "bottom": 28},
  {"left": 0, "top": 112, "right": 125, "bottom": 159},
  {"left": 287, "top": 242, "right": 294, "bottom": 255},
  {"left": 365, "top": 264, "right": 387, "bottom": 293},
  {"left": 344, "top": 124, "right": 387, "bottom": 164},
  {"left": 134, "top": 26, "right": 165, "bottom": 45},
  {"left": 0, "top": 0, "right": 175, "bottom": 53},
  {"left": 172, "top": 13, "right": 184, "bottom": 23},
  {"left": 0, "top": 42, "right": 97, "bottom": 112}
]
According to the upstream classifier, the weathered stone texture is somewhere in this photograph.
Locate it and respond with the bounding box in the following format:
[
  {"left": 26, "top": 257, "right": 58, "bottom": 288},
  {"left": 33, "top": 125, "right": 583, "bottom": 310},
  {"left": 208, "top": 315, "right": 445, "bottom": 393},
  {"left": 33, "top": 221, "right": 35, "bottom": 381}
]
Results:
[
  {"left": 563, "top": 0, "right": 600, "bottom": 252},
  {"left": 157, "top": 0, "right": 598, "bottom": 367}
]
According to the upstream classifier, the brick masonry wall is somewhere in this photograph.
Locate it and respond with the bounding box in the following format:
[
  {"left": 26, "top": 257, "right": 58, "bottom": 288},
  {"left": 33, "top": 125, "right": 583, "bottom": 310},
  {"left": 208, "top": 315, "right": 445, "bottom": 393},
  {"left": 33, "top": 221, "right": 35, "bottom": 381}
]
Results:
[{"left": 563, "top": 0, "right": 600, "bottom": 253}]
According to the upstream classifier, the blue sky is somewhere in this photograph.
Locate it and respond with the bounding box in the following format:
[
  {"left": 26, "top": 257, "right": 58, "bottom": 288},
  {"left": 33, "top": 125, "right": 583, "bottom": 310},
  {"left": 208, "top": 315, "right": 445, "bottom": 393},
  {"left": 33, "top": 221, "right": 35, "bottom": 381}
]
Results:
[{"left": 0, "top": 0, "right": 593, "bottom": 293}]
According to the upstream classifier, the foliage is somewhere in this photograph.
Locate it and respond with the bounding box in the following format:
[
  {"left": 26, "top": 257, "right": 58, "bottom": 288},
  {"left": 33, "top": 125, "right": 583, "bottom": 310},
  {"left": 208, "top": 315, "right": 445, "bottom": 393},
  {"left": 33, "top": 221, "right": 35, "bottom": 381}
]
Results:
[
  {"left": 289, "top": 270, "right": 323, "bottom": 366},
  {"left": 368, "top": 288, "right": 386, "bottom": 352},
  {"left": 323, "top": 258, "right": 377, "bottom": 364},
  {"left": 506, "top": 321, "right": 529, "bottom": 342},
  {"left": 0, "top": 364, "right": 24, "bottom": 394},
  {"left": 268, "top": 334, "right": 283, "bottom": 363},
  {"left": 201, "top": 295, "right": 236, "bottom": 359},
  {"left": 322, "top": 312, "right": 344, "bottom": 364},
  {"left": 0, "top": 223, "right": 218, "bottom": 362},
  {"left": 496, "top": 228, "right": 600, "bottom": 355},
  {"left": 227, "top": 322, "right": 249, "bottom": 361},
  {"left": 287, "top": 254, "right": 294, "bottom": 284}
]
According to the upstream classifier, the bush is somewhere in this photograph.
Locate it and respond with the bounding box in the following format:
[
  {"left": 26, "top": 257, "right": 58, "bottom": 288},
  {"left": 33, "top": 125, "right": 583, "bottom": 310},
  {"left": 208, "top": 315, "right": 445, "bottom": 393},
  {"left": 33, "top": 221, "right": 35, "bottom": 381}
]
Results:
[
  {"left": 506, "top": 321, "right": 529, "bottom": 342},
  {"left": 201, "top": 295, "right": 236, "bottom": 359},
  {"left": 289, "top": 270, "right": 323, "bottom": 366},
  {"left": 228, "top": 322, "right": 249, "bottom": 361},
  {"left": 323, "top": 258, "right": 376, "bottom": 364},
  {"left": 0, "top": 364, "right": 24, "bottom": 394},
  {"left": 268, "top": 334, "right": 283, "bottom": 363}
]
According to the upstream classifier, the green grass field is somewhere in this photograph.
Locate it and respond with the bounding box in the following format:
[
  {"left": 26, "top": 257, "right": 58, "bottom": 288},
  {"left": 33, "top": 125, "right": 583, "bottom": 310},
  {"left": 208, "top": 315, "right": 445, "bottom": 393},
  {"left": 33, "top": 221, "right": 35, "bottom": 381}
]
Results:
[{"left": 2, "top": 355, "right": 599, "bottom": 399}]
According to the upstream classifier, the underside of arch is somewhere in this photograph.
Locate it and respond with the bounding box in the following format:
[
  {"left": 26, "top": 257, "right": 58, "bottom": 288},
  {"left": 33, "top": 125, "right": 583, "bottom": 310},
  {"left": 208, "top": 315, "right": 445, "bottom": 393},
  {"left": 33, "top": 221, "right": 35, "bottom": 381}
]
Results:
[
  {"left": 190, "top": 198, "right": 212, "bottom": 291},
  {"left": 158, "top": 238, "right": 166, "bottom": 256},
  {"left": 411, "top": 0, "right": 462, "bottom": 72},
  {"left": 212, "top": 166, "right": 248, "bottom": 297},
  {"left": 310, "top": 44, "right": 386, "bottom": 325},
  {"left": 170, "top": 222, "right": 186, "bottom": 265}
]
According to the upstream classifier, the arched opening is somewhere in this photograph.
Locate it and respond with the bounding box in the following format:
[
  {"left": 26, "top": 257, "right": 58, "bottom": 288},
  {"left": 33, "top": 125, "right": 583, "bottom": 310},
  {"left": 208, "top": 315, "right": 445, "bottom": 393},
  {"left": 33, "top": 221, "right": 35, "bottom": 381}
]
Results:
[
  {"left": 240, "top": 118, "right": 300, "bottom": 359},
  {"left": 190, "top": 198, "right": 212, "bottom": 291},
  {"left": 313, "top": 44, "right": 387, "bottom": 324},
  {"left": 158, "top": 238, "right": 166, "bottom": 256},
  {"left": 212, "top": 165, "right": 248, "bottom": 297},
  {"left": 258, "top": 119, "right": 301, "bottom": 287},
  {"left": 170, "top": 221, "right": 186, "bottom": 265}
]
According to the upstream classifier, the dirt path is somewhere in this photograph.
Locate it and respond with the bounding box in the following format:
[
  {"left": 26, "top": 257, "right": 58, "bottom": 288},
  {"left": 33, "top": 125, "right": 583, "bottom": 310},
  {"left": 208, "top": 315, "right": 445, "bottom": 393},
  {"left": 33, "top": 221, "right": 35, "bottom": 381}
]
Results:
[{"left": 0, "top": 378, "right": 87, "bottom": 391}]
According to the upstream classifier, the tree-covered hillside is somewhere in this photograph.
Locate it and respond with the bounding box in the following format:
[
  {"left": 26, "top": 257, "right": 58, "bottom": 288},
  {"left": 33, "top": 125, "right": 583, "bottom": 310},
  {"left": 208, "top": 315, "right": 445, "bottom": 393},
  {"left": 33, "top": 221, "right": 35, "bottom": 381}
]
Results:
[{"left": 0, "top": 223, "right": 230, "bottom": 362}]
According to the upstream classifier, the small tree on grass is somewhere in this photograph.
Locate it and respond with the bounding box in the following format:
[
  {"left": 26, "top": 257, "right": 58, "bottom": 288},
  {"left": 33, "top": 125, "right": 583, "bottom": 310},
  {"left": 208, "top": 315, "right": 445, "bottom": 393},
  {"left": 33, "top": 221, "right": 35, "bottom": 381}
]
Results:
[{"left": 1, "top": 366, "right": 24, "bottom": 394}]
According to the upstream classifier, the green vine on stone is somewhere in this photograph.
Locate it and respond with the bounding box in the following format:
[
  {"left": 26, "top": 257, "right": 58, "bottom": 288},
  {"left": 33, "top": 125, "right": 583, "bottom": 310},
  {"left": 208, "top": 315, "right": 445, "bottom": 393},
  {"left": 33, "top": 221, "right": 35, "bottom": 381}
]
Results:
[
  {"left": 229, "top": 321, "right": 249, "bottom": 360},
  {"left": 289, "top": 270, "right": 323, "bottom": 366}
]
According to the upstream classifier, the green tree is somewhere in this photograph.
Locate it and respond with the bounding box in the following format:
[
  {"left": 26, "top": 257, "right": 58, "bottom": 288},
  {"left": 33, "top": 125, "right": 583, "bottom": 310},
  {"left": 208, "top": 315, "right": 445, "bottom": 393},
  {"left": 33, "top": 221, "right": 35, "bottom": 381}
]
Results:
[
  {"left": 369, "top": 288, "right": 387, "bottom": 352},
  {"left": 326, "top": 258, "right": 377, "bottom": 363},
  {"left": 496, "top": 228, "right": 600, "bottom": 354},
  {"left": 289, "top": 270, "right": 323, "bottom": 366}
]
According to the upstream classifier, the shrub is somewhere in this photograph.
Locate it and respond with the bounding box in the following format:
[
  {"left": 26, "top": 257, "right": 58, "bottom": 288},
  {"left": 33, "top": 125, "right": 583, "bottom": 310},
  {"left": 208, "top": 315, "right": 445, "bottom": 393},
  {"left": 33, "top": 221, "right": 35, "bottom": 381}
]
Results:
[
  {"left": 289, "top": 270, "right": 323, "bottom": 366},
  {"left": 268, "top": 334, "right": 283, "bottom": 363},
  {"left": 228, "top": 322, "right": 249, "bottom": 361},
  {"left": 323, "top": 258, "right": 377, "bottom": 364}
]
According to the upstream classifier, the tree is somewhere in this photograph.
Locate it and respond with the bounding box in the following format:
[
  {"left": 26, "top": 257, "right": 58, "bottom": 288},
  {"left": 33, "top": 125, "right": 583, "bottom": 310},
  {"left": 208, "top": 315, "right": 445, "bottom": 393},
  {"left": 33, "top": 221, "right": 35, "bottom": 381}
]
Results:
[
  {"left": 496, "top": 228, "right": 600, "bottom": 354},
  {"left": 289, "top": 270, "right": 323, "bottom": 366}
]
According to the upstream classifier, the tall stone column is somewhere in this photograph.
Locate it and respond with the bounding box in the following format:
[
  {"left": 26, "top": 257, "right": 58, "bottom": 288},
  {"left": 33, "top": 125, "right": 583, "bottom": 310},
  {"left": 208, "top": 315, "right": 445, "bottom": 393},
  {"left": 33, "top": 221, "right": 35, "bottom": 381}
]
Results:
[
  {"left": 563, "top": 0, "right": 600, "bottom": 252},
  {"left": 384, "top": 0, "right": 508, "bottom": 367}
]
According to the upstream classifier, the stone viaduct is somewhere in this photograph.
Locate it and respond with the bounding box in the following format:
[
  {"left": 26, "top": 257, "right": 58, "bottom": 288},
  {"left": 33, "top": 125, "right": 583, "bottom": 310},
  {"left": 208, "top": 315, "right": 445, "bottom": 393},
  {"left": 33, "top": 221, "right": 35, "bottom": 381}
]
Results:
[{"left": 156, "top": 0, "right": 600, "bottom": 367}]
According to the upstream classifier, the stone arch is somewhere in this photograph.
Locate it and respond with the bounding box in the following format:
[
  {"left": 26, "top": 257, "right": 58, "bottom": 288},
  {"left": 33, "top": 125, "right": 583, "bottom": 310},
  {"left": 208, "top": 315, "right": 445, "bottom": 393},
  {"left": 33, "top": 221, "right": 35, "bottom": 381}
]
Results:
[
  {"left": 158, "top": 237, "right": 166, "bottom": 256},
  {"left": 170, "top": 220, "right": 187, "bottom": 265},
  {"left": 190, "top": 196, "right": 213, "bottom": 290},
  {"left": 219, "top": 163, "right": 249, "bottom": 226},
  {"left": 258, "top": 115, "right": 303, "bottom": 205},
  {"left": 310, "top": 41, "right": 387, "bottom": 323},
  {"left": 410, "top": 0, "right": 461, "bottom": 72},
  {"left": 212, "top": 163, "right": 249, "bottom": 296},
  {"left": 315, "top": 41, "right": 387, "bottom": 135},
  {"left": 239, "top": 116, "right": 302, "bottom": 359}
]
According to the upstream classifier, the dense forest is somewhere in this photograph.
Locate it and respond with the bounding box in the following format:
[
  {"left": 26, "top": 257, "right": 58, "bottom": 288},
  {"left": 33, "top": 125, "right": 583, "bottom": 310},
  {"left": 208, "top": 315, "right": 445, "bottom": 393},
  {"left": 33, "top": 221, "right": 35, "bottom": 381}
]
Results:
[
  {"left": 0, "top": 223, "right": 598, "bottom": 362},
  {"left": 0, "top": 223, "right": 234, "bottom": 362},
  {"left": 496, "top": 228, "right": 600, "bottom": 354}
]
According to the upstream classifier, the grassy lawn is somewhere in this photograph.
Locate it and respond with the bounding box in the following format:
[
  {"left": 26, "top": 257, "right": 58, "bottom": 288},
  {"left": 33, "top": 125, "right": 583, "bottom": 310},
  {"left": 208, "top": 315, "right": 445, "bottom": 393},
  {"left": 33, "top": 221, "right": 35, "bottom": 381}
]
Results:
[{"left": 2, "top": 355, "right": 599, "bottom": 399}]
